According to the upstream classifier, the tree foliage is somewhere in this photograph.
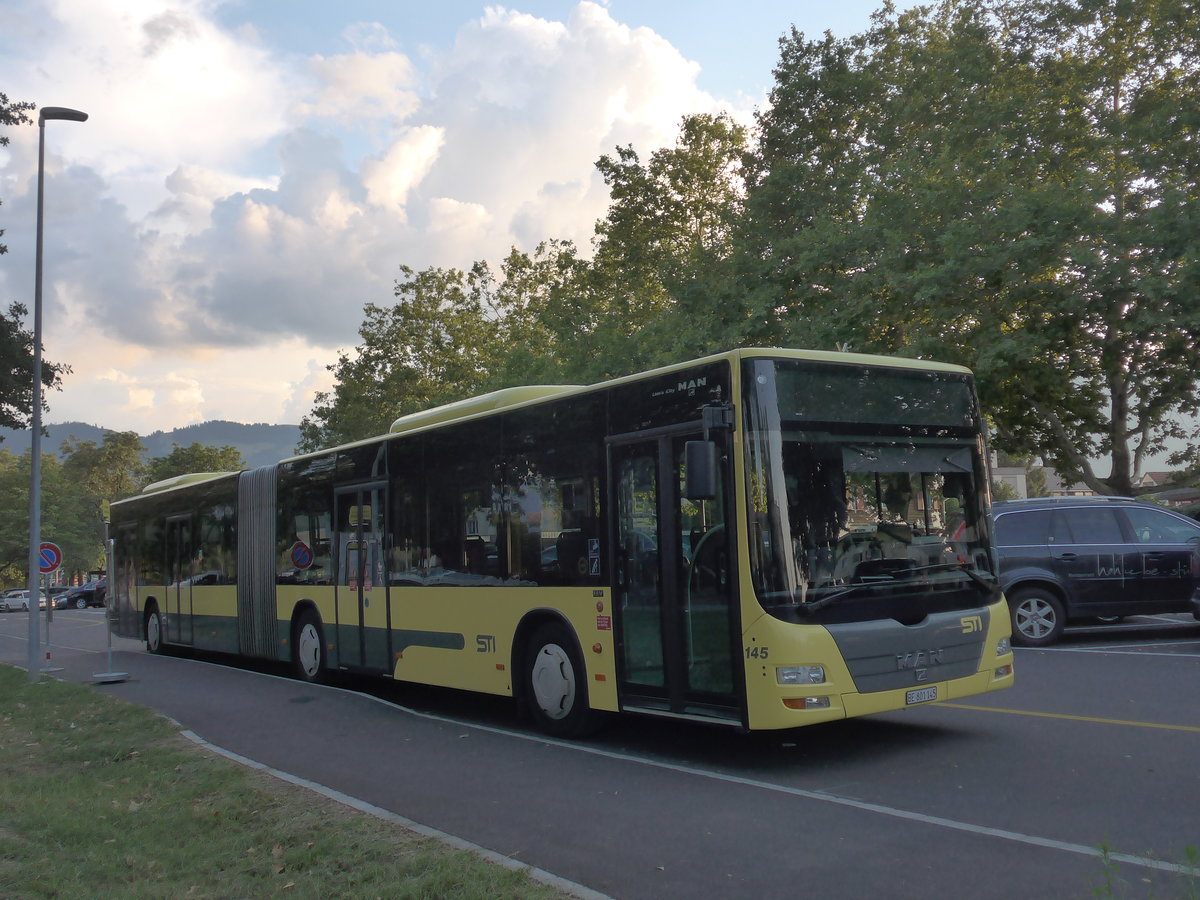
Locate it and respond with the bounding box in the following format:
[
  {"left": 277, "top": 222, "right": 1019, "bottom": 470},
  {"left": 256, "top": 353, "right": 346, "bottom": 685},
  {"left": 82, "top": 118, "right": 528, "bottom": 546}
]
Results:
[
  {"left": 298, "top": 263, "right": 503, "bottom": 452},
  {"left": 145, "top": 442, "right": 245, "bottom": 485},
  {"left": 297, "top": 114, "right": 749, "bottom": 452},
  {"left": 1, "top": 95, "right": 71, "bottom": 435},
  {"left": 0, "top": 431, "right": 251, "bottom": 586},
  {"left": 579, "top": 113, "right": 749, "bottom": 375},
  {"left": 301, "top": 2, "right": 1198, "bottom": 494},
  {"left": 0, "top": 432, "right": 142, "bottom": 584},
  {"left": 0, "top": 92, "right": 35, "bottom": 257},
  {"left": 739, "top": 0, "right": 1200, "bottom": 494}
]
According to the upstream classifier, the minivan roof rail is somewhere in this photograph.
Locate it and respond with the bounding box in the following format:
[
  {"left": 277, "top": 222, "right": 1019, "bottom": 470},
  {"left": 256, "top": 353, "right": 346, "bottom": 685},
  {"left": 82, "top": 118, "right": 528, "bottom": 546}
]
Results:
[{"left": 996, "top": 495, "right": 1137, "bottom": 503}]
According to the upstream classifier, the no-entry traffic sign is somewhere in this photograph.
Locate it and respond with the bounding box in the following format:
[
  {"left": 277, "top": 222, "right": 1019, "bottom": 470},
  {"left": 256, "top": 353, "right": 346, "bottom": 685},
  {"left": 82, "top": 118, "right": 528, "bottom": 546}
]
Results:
[{"left": 38, "top": 541, "right": 63, "bottom": 575}]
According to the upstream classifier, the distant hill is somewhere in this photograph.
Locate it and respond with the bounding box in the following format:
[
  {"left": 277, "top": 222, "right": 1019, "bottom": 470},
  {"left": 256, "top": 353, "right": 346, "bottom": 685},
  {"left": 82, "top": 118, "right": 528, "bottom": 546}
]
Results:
[{"left": 0, "top": 420, "right": 302, "bottom": 469}]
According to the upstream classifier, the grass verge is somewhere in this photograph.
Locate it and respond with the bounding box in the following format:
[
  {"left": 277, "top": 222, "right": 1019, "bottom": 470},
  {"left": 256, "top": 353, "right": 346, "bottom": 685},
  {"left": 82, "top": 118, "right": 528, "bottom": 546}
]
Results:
[{"left": 0, "top": 666, "right": 578, "bottom": 899}]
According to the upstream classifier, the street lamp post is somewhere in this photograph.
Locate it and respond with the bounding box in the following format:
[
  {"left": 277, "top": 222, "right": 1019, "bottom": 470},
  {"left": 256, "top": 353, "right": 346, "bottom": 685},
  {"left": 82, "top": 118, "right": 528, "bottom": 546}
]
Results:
[{"left": 27, "top": 106, "right": 87, "bottom": 683}]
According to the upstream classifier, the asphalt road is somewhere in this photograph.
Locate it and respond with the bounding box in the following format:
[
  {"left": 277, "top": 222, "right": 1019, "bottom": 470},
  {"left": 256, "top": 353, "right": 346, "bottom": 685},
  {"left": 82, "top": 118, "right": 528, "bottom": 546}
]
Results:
[{"left": 2, "top": 609, "right": 1198, "bottom": 900}]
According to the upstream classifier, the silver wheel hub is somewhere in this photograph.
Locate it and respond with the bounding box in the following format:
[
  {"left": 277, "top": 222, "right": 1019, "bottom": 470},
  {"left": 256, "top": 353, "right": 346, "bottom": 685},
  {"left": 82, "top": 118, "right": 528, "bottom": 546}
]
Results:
[
  {"left": 147, "top": 613, "right": 160, "bottom": 649},
  {"left": 297, "top": 623, "right": 322, "bottom": 678},
  {"left": 1016, "top": 598, "right": 1056, "bottom": 639},
  {"left": 531, "top": 642, "right": 575, "bottom": 720}
]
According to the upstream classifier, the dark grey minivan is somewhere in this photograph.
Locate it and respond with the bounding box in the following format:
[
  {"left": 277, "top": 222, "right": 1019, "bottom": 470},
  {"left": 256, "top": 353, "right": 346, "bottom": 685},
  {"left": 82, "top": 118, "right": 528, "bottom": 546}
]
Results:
[{"left": 993, "top": 497, "right": 1200, "bottom": 646}]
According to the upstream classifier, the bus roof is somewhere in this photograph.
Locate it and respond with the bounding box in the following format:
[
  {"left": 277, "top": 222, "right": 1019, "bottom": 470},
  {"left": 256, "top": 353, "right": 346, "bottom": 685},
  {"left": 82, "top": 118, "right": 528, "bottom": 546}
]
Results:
[
  {"left": 388, "top": 385, "right": 583, "bottom": 435},
  {"left": 137, "top": 471, "right": 239, "bottom": 496},
  {"left": 278, "top": 346, "right": 973, "bottom": 463}
]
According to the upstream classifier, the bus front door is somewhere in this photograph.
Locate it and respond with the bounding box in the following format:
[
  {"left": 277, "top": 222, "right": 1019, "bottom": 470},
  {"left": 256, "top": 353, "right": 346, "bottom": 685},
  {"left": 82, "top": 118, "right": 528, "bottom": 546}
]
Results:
[
  {"left": 334, "top": 485, "right": 390, "bottom": 672},
  {"left": 611, "top": 435, "right": 739, "bottom": 723},
  {"left": 164, "top": 515, "right": 194, "bottom": 646}
]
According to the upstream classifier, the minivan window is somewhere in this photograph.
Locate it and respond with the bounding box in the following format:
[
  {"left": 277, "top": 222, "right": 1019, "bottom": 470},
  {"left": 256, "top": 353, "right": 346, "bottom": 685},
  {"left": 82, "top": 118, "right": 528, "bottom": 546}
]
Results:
[
  {"left": 995, "top": 509, "right": 1050, "bottom": 545},
  {"left": 1060, "top": 508, "right": 1122, "bottom": 543}
]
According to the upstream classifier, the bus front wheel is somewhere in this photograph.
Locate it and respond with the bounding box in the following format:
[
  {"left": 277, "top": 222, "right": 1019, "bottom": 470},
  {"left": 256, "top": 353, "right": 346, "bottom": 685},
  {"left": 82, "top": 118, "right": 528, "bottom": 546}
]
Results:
[
  {"left": 292, "top": 610, "right": 326, "bottom": 683},
  {"left": 524, "top": 622, "right": 599, "bottom": 738}
]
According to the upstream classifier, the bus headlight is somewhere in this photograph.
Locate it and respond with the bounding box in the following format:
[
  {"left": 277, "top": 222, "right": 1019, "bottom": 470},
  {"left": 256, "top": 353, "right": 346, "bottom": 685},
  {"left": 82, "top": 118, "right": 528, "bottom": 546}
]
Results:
[
  {"left": 777, "top": 665, "right": 826, "bottom": 685},
  {"left": 996, "top": 638, "right": 1011, "bottom": 656}
]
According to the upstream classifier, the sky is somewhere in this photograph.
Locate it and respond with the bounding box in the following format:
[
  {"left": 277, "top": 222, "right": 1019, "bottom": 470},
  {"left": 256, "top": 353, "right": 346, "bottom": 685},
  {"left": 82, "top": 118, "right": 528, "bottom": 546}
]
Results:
[{"left": 1, "top": 0, "right": 913, "bottom": 436}]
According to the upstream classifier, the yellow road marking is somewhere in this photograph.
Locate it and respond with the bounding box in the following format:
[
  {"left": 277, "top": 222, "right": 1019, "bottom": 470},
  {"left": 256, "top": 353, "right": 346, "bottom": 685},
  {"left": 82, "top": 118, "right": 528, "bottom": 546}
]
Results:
[{"left": 941, "top": 703, "right": 1200, "bottom": 733}]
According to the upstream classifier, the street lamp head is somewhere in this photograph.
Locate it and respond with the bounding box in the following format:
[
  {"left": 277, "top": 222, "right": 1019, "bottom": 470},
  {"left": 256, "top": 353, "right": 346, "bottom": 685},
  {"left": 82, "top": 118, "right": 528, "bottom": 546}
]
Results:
[{"left": 39, "top": 106, "right": 88, "bottom": 123}]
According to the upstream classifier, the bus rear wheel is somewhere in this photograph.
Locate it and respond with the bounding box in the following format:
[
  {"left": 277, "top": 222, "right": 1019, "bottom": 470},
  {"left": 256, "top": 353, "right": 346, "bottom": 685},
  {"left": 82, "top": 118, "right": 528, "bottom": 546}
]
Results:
[
  {"left": 145, "top": 605, "right": 164, "bottom": 654},
  {"left": 524, "top": 622, "right": 599, "bottom": 738},
  {"left": 292, "top": 610, "right": 326, "bottom": 683}
]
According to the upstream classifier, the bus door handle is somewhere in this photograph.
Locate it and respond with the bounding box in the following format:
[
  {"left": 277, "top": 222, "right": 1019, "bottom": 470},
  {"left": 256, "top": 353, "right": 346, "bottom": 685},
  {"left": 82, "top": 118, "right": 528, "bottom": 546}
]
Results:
[{"left": 1054, "top": 552, "right": 1078, "bottom": 561}]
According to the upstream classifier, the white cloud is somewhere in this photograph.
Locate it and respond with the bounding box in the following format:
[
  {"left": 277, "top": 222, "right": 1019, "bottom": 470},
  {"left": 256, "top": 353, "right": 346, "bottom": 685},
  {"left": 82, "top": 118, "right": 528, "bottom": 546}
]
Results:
[
  {"left": 295, "top": 45, "right": 421, "bottom": 125},
  {"left": 10, "top": 0, "right": 293, "bottom": 193},
  {"left": 361, "top": 126, "right": 444, "bottom": 210},
  {"left": 1, "top": 0, "right": 741, "bottom": 434}
]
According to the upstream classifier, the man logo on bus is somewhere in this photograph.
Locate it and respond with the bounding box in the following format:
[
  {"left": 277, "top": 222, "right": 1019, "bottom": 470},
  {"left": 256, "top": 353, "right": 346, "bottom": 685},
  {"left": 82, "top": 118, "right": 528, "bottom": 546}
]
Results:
[{"left": 678, "top": 376, "right": 707, "bottom": 396}]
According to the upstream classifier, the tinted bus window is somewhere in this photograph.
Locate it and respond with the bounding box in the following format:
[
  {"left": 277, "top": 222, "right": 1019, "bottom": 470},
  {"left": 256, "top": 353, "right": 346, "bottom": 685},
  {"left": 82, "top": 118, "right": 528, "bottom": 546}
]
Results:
[
  {"left": 424, "top": 418, "right": 504, "bottom": 583},
  {"left": 277, "top": 455, "right": 335, "bottom": 584},
  {"left": 504, "top": 395, "right": 604, "bottom": 586}
]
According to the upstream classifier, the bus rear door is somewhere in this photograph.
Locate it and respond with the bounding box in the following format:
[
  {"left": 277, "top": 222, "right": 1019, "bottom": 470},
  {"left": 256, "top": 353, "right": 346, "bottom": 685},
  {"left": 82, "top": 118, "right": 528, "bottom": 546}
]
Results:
[
  {"left": 164, "top": 514, "right": 194, "bottom": 646},
  {"left": 333, "top": 484, "right": 391, "bottom": 672}
]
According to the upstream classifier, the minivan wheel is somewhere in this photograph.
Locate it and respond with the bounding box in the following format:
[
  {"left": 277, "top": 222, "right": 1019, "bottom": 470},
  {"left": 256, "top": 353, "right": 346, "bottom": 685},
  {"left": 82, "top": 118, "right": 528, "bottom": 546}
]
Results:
[{"left": 1009, "top": 587, "right": 1066, "bottom": 647}]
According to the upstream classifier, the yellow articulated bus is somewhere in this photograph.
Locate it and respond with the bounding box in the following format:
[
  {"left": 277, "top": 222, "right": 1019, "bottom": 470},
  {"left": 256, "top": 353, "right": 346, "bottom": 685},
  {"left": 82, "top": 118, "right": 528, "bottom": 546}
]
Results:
[{"left": 108, "top": 348, "right": 1013, "bottom": 736}]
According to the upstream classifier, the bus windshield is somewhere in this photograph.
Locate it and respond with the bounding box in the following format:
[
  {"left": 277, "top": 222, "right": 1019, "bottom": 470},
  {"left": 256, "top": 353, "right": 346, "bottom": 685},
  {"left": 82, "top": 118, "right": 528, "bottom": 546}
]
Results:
[{"left": 743, "top": 358, "right": 996, "bottom": 624}]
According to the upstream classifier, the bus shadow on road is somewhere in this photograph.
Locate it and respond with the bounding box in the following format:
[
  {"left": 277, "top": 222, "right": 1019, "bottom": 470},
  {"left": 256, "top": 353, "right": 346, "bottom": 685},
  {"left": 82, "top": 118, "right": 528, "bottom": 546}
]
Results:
[{"left": 142, "top": 643, "right": 998, "bottom": 778}]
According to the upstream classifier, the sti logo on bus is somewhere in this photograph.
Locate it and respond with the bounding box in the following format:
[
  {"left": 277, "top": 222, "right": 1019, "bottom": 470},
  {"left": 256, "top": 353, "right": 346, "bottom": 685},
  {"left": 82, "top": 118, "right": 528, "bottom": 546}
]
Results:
[{"left": 960, "top": 615, "right": 984, "bottom": 634}]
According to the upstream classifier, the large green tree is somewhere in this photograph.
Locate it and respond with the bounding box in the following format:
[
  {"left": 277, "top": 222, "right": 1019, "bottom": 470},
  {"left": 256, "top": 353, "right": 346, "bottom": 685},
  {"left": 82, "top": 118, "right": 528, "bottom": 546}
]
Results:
[
  {"left": 740, "top": 0, "right": 1200, "bottom": 495},
  {"left": 582, "top": 112, "right": 748, "bottom": 374},
  {"left": 298, "top": 264, "right": 504, "bottom": 451},
  {"left": 0, "top": 441, "right": 123, "bottom": 585},
  {"left": 298, "top": 113, "right": 751, "bottom": 451},
  {"left": 0, "top": 431, "right": 254, "bottom": 585},
  {"left": 57, "top": 432, "right": 148, "bottom": 575},
  {"left": 1, "top": 95, "right": 70, "bottom": 435}
]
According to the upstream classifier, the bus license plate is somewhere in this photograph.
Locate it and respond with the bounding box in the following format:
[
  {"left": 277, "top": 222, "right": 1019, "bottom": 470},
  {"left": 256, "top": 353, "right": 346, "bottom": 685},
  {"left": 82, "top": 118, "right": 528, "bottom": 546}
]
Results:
[{"left": 906, "top": 686, "right": 938, "bottom": 705}]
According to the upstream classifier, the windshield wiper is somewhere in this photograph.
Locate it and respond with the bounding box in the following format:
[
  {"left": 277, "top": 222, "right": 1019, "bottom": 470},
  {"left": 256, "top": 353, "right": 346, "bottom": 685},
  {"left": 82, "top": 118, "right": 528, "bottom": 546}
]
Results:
[
  {"left": 906, "top": 561, "right": 1002, "bottom": 600},
  {"left": 798, "top": 560, "right": 1000, "bottom": 612}
]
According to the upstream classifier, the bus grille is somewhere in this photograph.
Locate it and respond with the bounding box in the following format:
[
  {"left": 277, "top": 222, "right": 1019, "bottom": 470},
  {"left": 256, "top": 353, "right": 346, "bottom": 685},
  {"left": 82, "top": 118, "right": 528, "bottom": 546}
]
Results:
[{"left": 826, "top": 609, "right": 988, "bottom": 693}]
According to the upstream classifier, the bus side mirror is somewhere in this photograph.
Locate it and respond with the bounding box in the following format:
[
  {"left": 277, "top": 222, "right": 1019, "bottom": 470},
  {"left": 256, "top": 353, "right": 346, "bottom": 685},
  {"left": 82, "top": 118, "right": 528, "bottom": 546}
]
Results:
[{"left": 684, "top": 440, "right": 719, "bottom": 500}]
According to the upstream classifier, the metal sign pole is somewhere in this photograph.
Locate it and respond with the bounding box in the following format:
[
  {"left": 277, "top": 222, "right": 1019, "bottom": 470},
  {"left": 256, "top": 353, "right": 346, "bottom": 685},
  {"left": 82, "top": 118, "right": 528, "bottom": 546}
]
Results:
[
  {"left": 41, "top": 570, "right": 62, "bottom": 673},
  {"left": 94, "top": 535, "right": 127, "bottom": 684}
]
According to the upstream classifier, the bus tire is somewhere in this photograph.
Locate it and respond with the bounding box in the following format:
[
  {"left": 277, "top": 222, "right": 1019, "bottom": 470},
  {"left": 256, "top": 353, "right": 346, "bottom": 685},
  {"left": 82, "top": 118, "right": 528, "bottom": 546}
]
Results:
[
  {"left": 1009, "top": 587, "right": 1066, "bottom": 647},
  {"left": 292, "top": 609, "right": 326, "bottom": 683},
  {"left": 524, "top": 621, "right": 598, "bottom": 738},
  {"left": 145, "top": 604, "right": 164, "bottom": 654}
]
